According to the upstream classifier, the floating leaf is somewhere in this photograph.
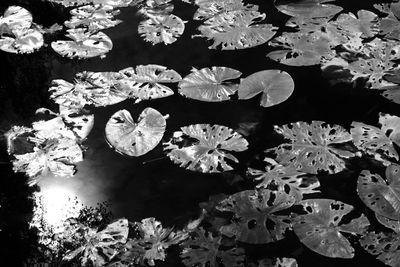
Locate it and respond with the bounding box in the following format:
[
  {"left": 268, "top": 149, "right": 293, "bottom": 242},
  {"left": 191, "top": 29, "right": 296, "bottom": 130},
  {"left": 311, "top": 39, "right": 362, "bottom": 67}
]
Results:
[
  {"left": 178, "top": 66, "right": 242, "bottom": 102},
  {"left": 251, "top": 257, "right": 298, "bottom": 267},
  {"left": 64, "top": 218, "right": 129, "bottom": 267},
  {"left": 351, "top": 113, "right": 400, "bottom": 164},
  {"left": 118, "top": 64, "right": 179, "bottom": 102},
  {"left": 293, "top": 199, "right": 369, "bottom": 258},
  {"left": 105, "top": 108, "right": 167, "bottom": 157},
  {"left": 334, "top": 10, "right": 379, "bottom": 39},
  {"left": 116, "top": 217, "right": 187, "bottom": 266},
  {"left": 47, "top": 0, "right": 133, "bottom": 7},
  {"left": 238, "top": 70, "right": 294, "bottom": 107},
  {"left": 65, "top": 4, "right": 122, "bottom": 31},
  {"left": 137, "top": 0, "right": 174, "bottom": 16},
  {"left": 196, "top": 9, "right": 277, "bottom": 50},
  {"left": 216, "top": 189, "right": 296, "bottom": 244},
  {"left": 51, "top": 28, "right": 112, "bottom": 59},
  {"left": 360, "top": 231, "right": 400, "bottom": 267},
  {"left": 0, "top": 28, "right": 44, "bottom": 54},
  {"left": 268, "top": 121, "right": 354, "bottom": 174},
  {"left": 193, "top": 0, "right": 258, "bottom": 21},
  {"left": 138, "top": 14, "right": 185, "bottom": 45},
  {"left": 357, "top": 164, "right": 400, "bottom": 221},
  {"left": 163, "top": 124, "right": 248, "bottom": 173},
  {"left": 0, "top": 6, "right": 32, "bottom": 29},
  {"left": 375, "top": 213, "right": 400, "bottom": 232},
  {"left": 274, "top": 0, "right": 343, "bottom": 19},
  {"left": 249, "top": 164, "right": 320, "bottom": 202},
  {"left": 180, "top": 228, "right": 245, "bottom": 267}
]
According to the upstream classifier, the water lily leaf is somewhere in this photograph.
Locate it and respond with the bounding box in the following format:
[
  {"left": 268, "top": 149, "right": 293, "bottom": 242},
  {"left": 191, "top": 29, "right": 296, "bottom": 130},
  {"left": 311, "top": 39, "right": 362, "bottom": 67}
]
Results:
[
  {"left": 267, "top": 32, "right": 335, "bottom": 66},
  {"left": 116, "top": 217, "right": 187, "bottom": 266},
  {"left": 0, "top": 28, "right": 44, "bottom": 54},
  {"left": 293, "top": 199, "right": 370, "bottom": 258},
  {"left": 180, "top": 228, "right": 245, "bottom": 267},
  {"left": 249, "top": 164, "right": 320, "bottom": 202},
  {"left": 351, "top": 113, "right": 400, "bottom": 163},
  {"left": 0, "top": 6, "right": 32, "bottom": 30},
  {"left": 193, "top": 0, "right": 258, "bottom": 21},
  {"left": 267, "top": 121, "right": 354, "bottom": 174},
  {"left": 138, "top": 14, "right": 185, "bottom": 45},
  {"left": 196, "top": 9, "right": 277, "bottom": 50},
  {"left": 105, "top": 108, "right": 166, "bottom": 157},
  {"left": 360, "top": 231, "right": 400, "bottom": 267},
  {"left": 65, "top": 4, "right": 122, "bottom": 31},
  {"left": 334, "top": 10, "right": 379, "bottom": 39},
  {"left": 51, "top": 28, "right": 112, "bottom": 59},
  {"left": 178, "top": 66, "right": 242, "bottom": 102},
  {"left": 163, "top": 124, "right": 248, "bottom": 173},
  {"left": 216, "top": 189, "right": 295, "bottom": 244},
  {"left": 238, "top": 70, "right": 294, "bottom": 107},
  {"left": 12, "top": 138, "right": 83, "bottom": 181},
  {"left": 118, "top": 64, "right": 179, "bottom": 102},
  {"left": 47, "top": 0, "right": 133, "bottom": 7},
  {"left": 358, "top": 164, "right": 400, "bottom": 221},
  {"left": 274, "top": 0, "right": 343, "bottom": 19},
  {"left": 64, "top": 218, "right": 129, "bottom": 267},
  {"left": 137, "top": 0, "right": 174, "bottom": 16},
  {"left": 375, "top": 213, "right": 400, "bottom": 232}
]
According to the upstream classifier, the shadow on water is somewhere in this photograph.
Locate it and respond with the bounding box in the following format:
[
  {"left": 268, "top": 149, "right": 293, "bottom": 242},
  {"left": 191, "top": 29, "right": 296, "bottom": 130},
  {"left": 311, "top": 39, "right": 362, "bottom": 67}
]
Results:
[{"left": 0, "top": 0, "right": 398, "bottom": 266}]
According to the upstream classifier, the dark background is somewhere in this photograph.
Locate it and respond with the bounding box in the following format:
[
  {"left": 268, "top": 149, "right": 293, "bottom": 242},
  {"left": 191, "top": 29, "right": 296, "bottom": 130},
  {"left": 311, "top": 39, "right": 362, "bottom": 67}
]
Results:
[{"left": 0, "top": 0, "right": 397, "bottom": 266}]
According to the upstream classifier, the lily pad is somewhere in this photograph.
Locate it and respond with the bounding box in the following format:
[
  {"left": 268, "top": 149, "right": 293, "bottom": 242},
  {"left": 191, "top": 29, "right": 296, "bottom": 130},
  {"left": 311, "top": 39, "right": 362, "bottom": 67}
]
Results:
[
  {"left": 293, "top": 199, "right": 370, "bottom": 258},
  {"left": 216, "top": 189, "right": 296, "bottom": 244},
  {"left": 0, "top": 6, "right": 32, "bottom": 30},
  {"left": 196, "top": 9, "right": 277, "bottom": 50},
  {"left": 360, "top": 231, "right": 400, "bottom": 267},
  {"left": 274, "top": 0, "right": 343, "bottom": 19},
  {"left": 178, "top": 66, "right": 242, "bottom": 102},
  {"left": 267, "top": 121, "right": 354, "bottom": 174},
  {"left": 105, "top": 108, "right": 167, "bottom": 157},
  {"left": 0, "top": 28, "right": 44, "bottom": 54},
  {"left": 238, "top": 70, "right": 294, "bottom": 107},
  {"left": 351, "top": 113, "right": 400, "bottom": 164},
  {"left": 51, "top": 28, "right": 113, "bottom": 59},
  {"left": 65, "top": 4, "right": 122, "bottom": 31},
  {"left": 193, "top": 0, "right": 258, "bottom": 21},
  {"left": 163, "top": 124, "right": 248, "bottom": 173},
  {"left": 138, "top": 14, "right": 185, "bottom": 45},
  {"left": 357, "top": 164, "right": 400, "bottom": 221}
]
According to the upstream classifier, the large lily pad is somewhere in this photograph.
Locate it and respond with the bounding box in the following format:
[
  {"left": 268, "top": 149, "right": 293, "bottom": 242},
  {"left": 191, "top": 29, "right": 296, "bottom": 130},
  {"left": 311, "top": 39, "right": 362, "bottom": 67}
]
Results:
[
  {"left": 357, "top": 164, "right": 400, "bottom": 221},
  {"left": 47, "top": 0, "right": 133, "bottom": 7},
  {"left": 51, "top": 28, "right": 112, "bottom": 59},
  {"left": 118, "top": 64, "right": 180, "bottom": 102},
  {"left": 0, "top": 6, "right": 32, "bottom": 29},
  {"left": 163, "top": 124, "right": 248, "bottom": 173},
  {"left": 193, "top": 0, "right": 258, "bottom": 21},
  {"left": 138, "top": 14, "right": 185, "bottom": 45},
  {"left": 65, "top": 4, "right": 122, "bottom": 31},
  {"left": 178, "top": 66, "right": 242, "bottom": 102},
  {"left": 267, "top": 121, "right": 354, "bottom": 174},
  {"left": 105, "top": 108, "right": 167, "bottom": 157},
  {"left": 216, "top": 189, "right": 296, "bottom": 244},
  {"left": 274, "top": 0, "right": 343, "bottom": 19},
  {"left": 238, "top": 70, "right": 294, "bottom": 107},
  {"left": 360, "top": 231, "right": 400, "bottom": 267},
  {"left": 64, "top": 218, "right": 129, "bottom": 267},
  {"left": 293, "top": 199, "right": 370, "bottom": 258},
  {"left": 196, "top": 9, "right": 277, "bottom": 50},
  {"left": 180, "top": 227, "right": 245, "bottom": 267},
  {"left": 351, "top": 113, "right": 400, "bottom": 164}
]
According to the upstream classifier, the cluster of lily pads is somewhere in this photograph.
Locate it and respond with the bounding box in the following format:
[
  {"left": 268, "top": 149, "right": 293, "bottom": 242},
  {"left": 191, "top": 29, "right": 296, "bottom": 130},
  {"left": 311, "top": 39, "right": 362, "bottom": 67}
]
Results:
[{"left": 5, "top": 0, "right": 400, "bottom": 266}]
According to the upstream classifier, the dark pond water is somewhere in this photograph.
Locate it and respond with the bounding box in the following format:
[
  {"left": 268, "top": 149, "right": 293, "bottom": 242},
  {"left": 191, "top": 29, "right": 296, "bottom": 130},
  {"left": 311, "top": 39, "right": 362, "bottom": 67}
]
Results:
[{"left": 0, "top": 0, "right": 398, "bottom": 266}]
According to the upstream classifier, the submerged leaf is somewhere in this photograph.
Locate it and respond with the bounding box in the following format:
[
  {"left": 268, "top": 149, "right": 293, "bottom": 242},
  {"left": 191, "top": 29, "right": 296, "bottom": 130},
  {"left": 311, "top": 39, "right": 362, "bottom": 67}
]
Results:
[
  {"left": 196, "top": 9, "right": 277, "bottom": 50},
  {"left": 294, "top": 199, "right": 369, "bottom": 258},
  {"left": 274, "top": 0, "right": 343, "bottom": 19},
  {"left": 51, "top": 28, "right": 112, "bottom": 59},
  {"left": 238, "top": 70, "right": 294, "bottom": 107},
  {"left": 358, "top": 164, "right": 400, "bottom": 221},
  {"left": 180, "top": 228, "right": 244, "bottom": 267},
  {"left": 216, "top": 189, "right": 295, "bottom": 244},
  {"left": 351, "top": 113, "right": 400, "bottom": 164},
  {"left": 138, "top": 14, "right": 185, "bottom": 45},
  {"left": 268, "top": 121, "right": 354, "bottom": 174},
  {"left": 163, "top": 124, "right": 248, "bottom": 173},
  {"left": 105, "top": 108, "right": 166, "bottom": 156},
  {"left": 178, "top": 66, "right": 242, "bottom": 102}
]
